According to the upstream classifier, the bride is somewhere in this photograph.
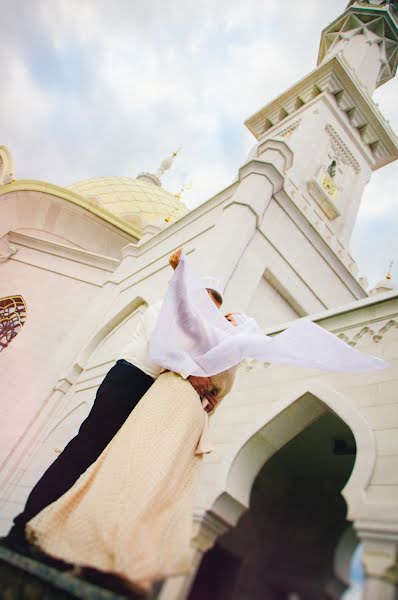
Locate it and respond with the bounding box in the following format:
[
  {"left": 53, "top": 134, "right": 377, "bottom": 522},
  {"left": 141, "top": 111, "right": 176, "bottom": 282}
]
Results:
[{"left": 26, "top": 249, "right": 388, "bottom": 597}]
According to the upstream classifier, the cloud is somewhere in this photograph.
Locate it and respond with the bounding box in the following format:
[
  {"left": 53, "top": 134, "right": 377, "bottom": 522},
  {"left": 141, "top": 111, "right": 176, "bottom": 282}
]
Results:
[{"left": 0, "top": 0, "right": 397, "bottom": 286}]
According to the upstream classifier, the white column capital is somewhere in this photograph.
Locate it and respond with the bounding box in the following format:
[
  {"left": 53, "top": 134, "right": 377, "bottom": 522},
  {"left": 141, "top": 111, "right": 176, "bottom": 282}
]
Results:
[
  {"left": 357, "top": 525, "right": 398, "bottom": 592},
  {"left": 191, "top": 511, "right": 230, "bottom": 553}
]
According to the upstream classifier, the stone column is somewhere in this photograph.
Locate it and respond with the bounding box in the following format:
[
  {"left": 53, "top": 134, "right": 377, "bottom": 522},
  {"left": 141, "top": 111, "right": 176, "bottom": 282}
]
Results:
[
  {"left": 359, "top": 531, "right": 398, "bottom": 600},
  {"left": 156, "top": 550, "right": 203, "bottom": 600},
  {"left": 195, "top": 159, "right": 283, "bottom": 292},
  {"left": 157, "top": 512, "right": 229, "bottom": 600}
]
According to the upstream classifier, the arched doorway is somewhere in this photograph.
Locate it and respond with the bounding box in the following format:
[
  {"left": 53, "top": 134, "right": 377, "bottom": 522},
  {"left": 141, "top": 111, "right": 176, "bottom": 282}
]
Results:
[{"left": 189, "top": 399, "right": 359, "bottom": 600}]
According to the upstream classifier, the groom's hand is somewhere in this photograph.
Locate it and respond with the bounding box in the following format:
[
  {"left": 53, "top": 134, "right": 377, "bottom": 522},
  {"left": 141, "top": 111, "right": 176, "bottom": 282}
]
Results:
[
  {"left": 169, "top": 248, "right": 183, "bottom": 270},
  {"left": 187, "top": 375, "right": 212, "bottom": 397},
  {"left": 188, "top": 375, "right": 217, "bottom": 412},
  {"left": 202, "top": 390, "right": 217, "bottom": 413}
]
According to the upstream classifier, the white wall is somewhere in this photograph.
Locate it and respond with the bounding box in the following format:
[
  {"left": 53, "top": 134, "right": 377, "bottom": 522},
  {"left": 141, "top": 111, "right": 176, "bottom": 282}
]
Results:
[
  {"left": 0, "top": 257, "right": 100, "bottom": 458},
  {"left": 0, "top": 304, "right": 146, "bottom": 534},
  {"left": 247, "top": 275, "right": 299, "bottom": 329}
]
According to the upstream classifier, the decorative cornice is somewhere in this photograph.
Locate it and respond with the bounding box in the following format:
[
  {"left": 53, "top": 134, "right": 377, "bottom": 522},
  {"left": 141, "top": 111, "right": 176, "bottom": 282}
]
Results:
[
  {"left": 8, "top": 231, "right": 119, "bottom": 272},
  {"left": 241, "top": 319, "right": 398, "bottom": 372},
  {"left": 245, "top": 54, "right": 398, "bottom": 169},
  {"left": 239, "top": 294, "right": 398, "bottom": 370},
  {"left": 337, "top": 318, "right": 398, "bottom": 345},
  {"left": 278, "top": 119, "right": 301, "bottom": 138},
  {"left": 244, "top": 320, "right": 398, "bottom": 370},
  {"left": 326, "top": 124, "right": 362, "bottom": 173}
]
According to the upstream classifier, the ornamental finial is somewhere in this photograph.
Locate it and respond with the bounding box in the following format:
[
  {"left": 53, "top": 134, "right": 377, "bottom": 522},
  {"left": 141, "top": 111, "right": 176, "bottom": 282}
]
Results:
[
  {"left": 386, "top": 260, "right": 394, "bottom": 280},
  {"left": 137, "top": 147, "right": 181, "bottom": 187},
  {"left": 156, "top": 148, "right": 181, "bottom": 180}
]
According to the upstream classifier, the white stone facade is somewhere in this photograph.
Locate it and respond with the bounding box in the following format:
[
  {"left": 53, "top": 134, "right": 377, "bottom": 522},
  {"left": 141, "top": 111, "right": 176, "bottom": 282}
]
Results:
[{"left": 1, "top": 2, "right": 398, "bottom": 598}]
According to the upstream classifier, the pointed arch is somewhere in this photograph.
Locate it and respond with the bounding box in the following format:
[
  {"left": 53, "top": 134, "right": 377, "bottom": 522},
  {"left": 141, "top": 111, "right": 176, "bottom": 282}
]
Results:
[
  {"left": 211, "top": 382, "right": 376, "bottom": 526},
  {"left": 22, "top": 296, "right": 150, "bottom": 472},
  {"left": 74, "top": 296, "right": 148, "bottom": 371}
]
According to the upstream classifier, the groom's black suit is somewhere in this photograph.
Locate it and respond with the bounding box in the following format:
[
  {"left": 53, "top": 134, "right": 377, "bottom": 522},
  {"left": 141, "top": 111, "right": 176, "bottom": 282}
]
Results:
[{"left": 12, "top": 360, "right": 154, "bottom": 537}]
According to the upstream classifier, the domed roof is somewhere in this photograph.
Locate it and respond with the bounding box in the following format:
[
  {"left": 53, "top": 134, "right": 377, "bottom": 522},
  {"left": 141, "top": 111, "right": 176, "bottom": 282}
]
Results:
[{"left": 68, "top": 176, "right": 189, "bottom": 231}]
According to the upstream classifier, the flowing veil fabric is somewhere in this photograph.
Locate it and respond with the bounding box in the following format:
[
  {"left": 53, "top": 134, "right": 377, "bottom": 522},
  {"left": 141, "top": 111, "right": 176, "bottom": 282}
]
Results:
[{"left": 149, "top": 253, "right": 389, "bottom": 377}]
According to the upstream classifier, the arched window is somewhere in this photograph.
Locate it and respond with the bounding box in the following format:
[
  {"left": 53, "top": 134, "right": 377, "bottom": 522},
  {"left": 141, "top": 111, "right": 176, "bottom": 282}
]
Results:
[
  {"left": 0, "top": 295, "right": 27, "bottom": 352},
  {"left": 327, "top": 160, "right": 337, "bottom": 179}
]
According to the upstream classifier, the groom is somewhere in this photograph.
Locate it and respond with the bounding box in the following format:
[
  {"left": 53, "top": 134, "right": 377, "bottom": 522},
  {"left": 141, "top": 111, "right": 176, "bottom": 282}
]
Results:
[{"left": 6, "top": 250, "right": 224, "bottom": 551}]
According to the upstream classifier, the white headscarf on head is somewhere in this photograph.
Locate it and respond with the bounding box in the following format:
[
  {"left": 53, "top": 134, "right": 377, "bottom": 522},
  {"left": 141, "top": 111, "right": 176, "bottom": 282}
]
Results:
[
  {"left": 201, "top": 276, "right": 224, "bottom": 299},
  {"left": 149, "top": 252, "right": 389, "bottom": 377}
]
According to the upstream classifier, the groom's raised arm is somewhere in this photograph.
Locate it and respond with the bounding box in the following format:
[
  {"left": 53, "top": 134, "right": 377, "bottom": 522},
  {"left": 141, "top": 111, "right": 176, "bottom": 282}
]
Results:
[
  {"left": 169, "top": 249, "right": 213, "bottom": 345},
  {"left": 169, "top": 249, "right": 217, "bottom": 412}
]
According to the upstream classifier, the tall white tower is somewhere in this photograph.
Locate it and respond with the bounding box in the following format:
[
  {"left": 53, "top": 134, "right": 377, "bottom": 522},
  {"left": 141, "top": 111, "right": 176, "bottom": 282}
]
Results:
[
  {"left": 245, "top": 0, "right": 398, "bottom": 245},
  {"left": 204, "top": 0, "right": 398, "bottom": 321}
]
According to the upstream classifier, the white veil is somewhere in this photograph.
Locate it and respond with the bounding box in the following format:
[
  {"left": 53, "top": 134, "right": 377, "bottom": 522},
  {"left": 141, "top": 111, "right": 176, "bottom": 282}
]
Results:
[{"left": 149, "top": 253, "right": 389, "bottom": 377}]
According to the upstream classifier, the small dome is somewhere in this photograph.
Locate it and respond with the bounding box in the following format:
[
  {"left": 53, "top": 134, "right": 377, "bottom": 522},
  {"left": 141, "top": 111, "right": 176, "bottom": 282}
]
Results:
[
  {"left": 368, "top": 277, "right": 396, "bottom": 296},
  {"left": 68, "top": 176, "right": 189, "bottom": 231}
]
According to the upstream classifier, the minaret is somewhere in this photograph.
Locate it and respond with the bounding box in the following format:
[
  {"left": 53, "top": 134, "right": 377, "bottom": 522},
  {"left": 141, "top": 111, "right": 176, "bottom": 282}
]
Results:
[
  {"left": 203, "top": 1, "right": 398, "bottom": 311},
  {"left": 245, "top": 0, "right": 398, "bottom": 245},
  {"left": 247, "top": 1, "right": 398, "bottom": 244}
]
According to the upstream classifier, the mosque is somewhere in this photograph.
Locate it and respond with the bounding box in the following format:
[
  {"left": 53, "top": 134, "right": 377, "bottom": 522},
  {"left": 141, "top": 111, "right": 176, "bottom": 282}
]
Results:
[{"left": 1, "top": 1, "right": 398, "bottom": 598}]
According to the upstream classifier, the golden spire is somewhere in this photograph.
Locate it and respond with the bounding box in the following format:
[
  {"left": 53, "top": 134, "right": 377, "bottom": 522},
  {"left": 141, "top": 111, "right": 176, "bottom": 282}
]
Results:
[
  {"left": 386, "top": 260, "right": 394, "bottom": 280},
  {"left": 156, "top": 147, "right": 181, "bottom": 180},
  {"left": 137, "top": 147, "right": 181, "bottom": 188}
]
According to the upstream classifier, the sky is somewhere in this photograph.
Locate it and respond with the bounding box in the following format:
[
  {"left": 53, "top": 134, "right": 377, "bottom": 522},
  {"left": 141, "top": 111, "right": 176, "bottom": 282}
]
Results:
[{"left": 0, "top": 0, "right": 397, "bottom": 287}]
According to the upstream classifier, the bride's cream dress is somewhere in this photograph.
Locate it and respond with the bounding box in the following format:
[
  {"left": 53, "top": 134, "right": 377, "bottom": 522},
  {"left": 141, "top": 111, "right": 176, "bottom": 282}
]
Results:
[{"left": 27, "top": 369, "right": 236, "bottom": 590}]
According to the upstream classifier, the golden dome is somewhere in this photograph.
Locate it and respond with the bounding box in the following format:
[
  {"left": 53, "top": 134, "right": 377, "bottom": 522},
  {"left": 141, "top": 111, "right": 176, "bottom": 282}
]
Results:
[{"left": 68, "top": 176, "right": 189, "bottom": 231}]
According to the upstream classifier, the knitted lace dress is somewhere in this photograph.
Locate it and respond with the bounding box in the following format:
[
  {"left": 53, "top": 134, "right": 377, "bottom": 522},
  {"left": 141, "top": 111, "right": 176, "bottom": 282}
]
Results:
[{"left": 27, "top": 369, "right": 235, "bottom": 590}]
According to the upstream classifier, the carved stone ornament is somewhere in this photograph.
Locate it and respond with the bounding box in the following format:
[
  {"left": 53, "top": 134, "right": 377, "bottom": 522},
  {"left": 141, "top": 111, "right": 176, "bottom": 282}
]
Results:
[
  {"left": 307, "top": 166, "right": 341, "bottom": 220},
  {"left": 321, "top": 173, "right": 338, "bottom": 200},
  {"left": 0, "top": 295, "right": 27, "bottom": 352},
  {"left": 278, "top": 120, "right": 301, "bottom": 138},
  {"left": 337, "top": 319, "right": 398, "bottom": 346},
  {"left": 325, "top": 125, "right": 361, "bottom": 174}
]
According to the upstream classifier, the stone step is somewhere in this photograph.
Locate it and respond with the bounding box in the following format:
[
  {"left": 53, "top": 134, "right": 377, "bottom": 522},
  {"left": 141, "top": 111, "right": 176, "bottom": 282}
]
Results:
[{"left": 0, "top": 544, "right": 134, "bottom": 599}]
